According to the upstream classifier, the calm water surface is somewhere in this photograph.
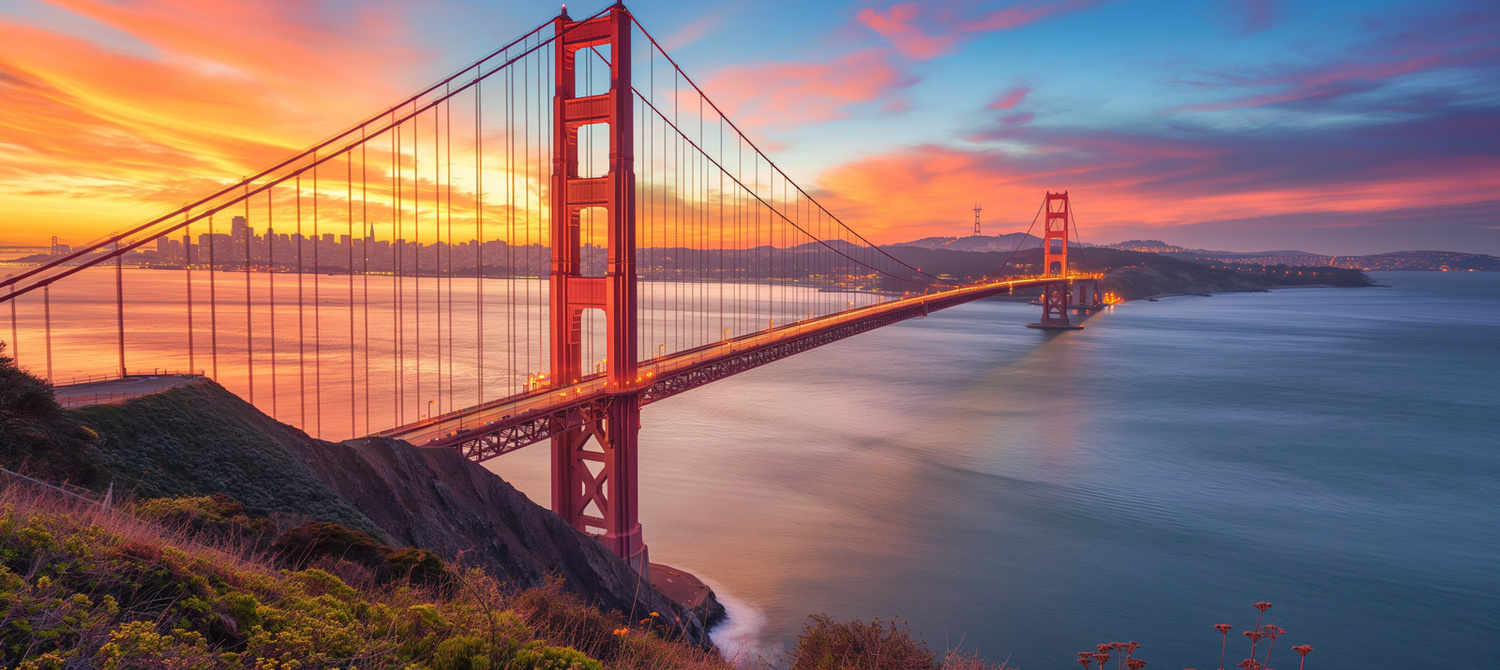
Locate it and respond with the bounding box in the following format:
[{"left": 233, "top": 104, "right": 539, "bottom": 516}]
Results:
[{"left": 489, "top": 273, "right": 1499, "bottom": 670}]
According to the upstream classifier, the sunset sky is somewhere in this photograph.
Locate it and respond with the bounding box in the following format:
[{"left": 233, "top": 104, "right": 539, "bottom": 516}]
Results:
[{"left": 1, "top": 0, "right": 1497, "bottom": 254}]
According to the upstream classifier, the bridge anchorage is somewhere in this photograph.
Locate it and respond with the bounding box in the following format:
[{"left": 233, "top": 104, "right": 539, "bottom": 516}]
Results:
[{"left": 0, "top": 1, "right": 1106, "bottom": 587}]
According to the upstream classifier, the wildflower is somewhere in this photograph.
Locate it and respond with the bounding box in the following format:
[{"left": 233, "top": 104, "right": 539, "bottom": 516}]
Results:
[
  {"left": 1252, "top": 602, "right": 1273, "bottom": 613},
  {"left": 1214, "top": 625, "right": 1232, "bottom": 670},
  {"left": 613, "top": 627, "right": 629, "bottom": 636},
  {"left": 1126, "top": 659, "right": 1146, "bottom": 670},
  {"left": 650, "top": 611, "right": 660, "bottom": 617},
  {"left": 1292, "top": 644, "right": 1313, "bottom": 670},
  {"left": 1077, "top": 655, "right": 1092, "bottom": 670},
  {"left": 1254, "top": 624, "right": 1284, "bottom": 668}
]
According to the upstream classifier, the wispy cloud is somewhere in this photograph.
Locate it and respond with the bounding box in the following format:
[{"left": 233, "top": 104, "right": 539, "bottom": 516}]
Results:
[
  {"left": 857, "top": 0, "right": 1102, "bottom": 61},
  {"left": 701, "top": 50, "right": 919, "bottom": 131},
  {"left": 1225, "top": 0, "right": 1278, "bottom": 35},
  {"left": 1183, "top": 6, "right": 1500, "bottom": 112},
  {"left": 987, "top": 86, "right": 1031, "bottom": 110}
]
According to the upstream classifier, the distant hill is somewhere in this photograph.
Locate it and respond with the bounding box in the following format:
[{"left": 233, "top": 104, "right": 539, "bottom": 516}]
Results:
[
  {"left": 1166, "top": 249, "right": 1500, "bottom": 271},
  {"left": 1098, "top": 239, "right": 1500, "bottom": 272},
  {"left": 1107, "top": 240, "right": 1191, "bottom": 253},
  {"left": 889, "top": 233, "right": 1042, "bottom": 253},
  {"left": 877, "top": 245, "right": 1372, "bottom": 300}
]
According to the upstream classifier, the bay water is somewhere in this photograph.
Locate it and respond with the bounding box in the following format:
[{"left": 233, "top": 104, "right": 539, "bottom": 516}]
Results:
[{"left": 490, "top": 272, "right": 1499, "bottom": 669}]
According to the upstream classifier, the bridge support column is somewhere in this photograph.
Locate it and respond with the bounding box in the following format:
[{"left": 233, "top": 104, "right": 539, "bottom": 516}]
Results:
[
  {"left": 550, "top": 394, "right": 647, "bottom": 575},
  {"left": 1027, "top": 281, "right": 1081, "bottom": 330},
  {"left": 548, "top": 5, "right": 647, "bottom": 576},
  {"left": 1027, "top": 192, "right": 1083, "bottom": 330}
]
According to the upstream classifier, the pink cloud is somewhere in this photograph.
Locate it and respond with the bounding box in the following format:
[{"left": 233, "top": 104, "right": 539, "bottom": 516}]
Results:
[
  {"left": 988, "top": 86, "right": 1032, "bottom": 109},
  {"left": 858, "top": 1, "right": 1102, "bottom": 61},
  {"left": 702, "top": 50, "right": 919, "bottom": 130},
  {"left": 969, "top": 0, "right": 1099, "bottom": 31},
  {"left": 856, "top": 3, "right": 961, "bottom": 60},
  {"left": 1184, "top": 11, "right": 1500, "bottom": 112},
  {"left": 1228, "top": 0, "right": 1278, "bottom": 34}
]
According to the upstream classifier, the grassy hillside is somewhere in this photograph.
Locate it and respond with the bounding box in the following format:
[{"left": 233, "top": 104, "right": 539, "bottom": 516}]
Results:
[
  {"left": 69, "top": 385, "right": 383, "bottom": 538},
  {"left": 0, "top": 483, "right": 734, "bottom": 670}
]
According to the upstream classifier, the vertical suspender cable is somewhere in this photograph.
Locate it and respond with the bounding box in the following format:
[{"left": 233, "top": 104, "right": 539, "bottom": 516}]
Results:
[
  {"left": 7, "top": 284, "right": 17, "bottom": 366},
  {"left": 349, "top": 150, "right": 357, "bottom": 437},
  {"left": 361, "top": 131, "right": 371, "bottom": 434},
  {"left": 115, "top": 240, "right": 125, "bottom": 377},
  {"left": 245, "top": 184, "right": 254, "bottom": 404},
  {"left": 414, "top": 107, "right": 421, "bottom": 418},
  {"left": 297, "top": 175, "right": 306, "bottom": 428},
  {"left": 209, "top": 214, "right": 218, "bottom": 379},
  {"left": 43, "top": 285, "right": 52, "bottom": 381},
  {"left": 268, "top": 191, "right": 277, "bottom": 418},
  {"left": 186, "top": 216, "right": 194, "bottom": 374},
  {"left": 394, "top": 122, "right": 403, "bottom": 424},
  {"left": 433, "top": 102, "right": 442, "bottom": 414},
  {"left": 396, "top": 121, "right": 402, "bottom": 425},
  {"left": 507, "top": 64, "right": 515, "bottom": 393},
  {"left": 475, "top": 75, "right": 484, "bottom": 404},
  {"left": 313, "top": 156, "right": 322, "bottom": 437},
  {"left": 445, "top": 93, "right": 454, "bottom": 413}
]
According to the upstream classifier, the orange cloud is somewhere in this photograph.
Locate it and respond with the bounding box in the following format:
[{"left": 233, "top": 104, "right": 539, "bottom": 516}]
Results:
[{"left": 0, "top": 0, "right": 425, "bottom": 244}]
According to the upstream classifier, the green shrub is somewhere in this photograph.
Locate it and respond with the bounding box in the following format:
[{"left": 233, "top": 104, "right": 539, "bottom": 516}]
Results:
[
  {"left": 0, "top": 341, "right": 106, "bottom": 487},
  {"left": 434, "top": 635, "right": 493, "bottom": 670},
  {"left": 132, "top": 493, "right": 279, "bottom": 549},
  {"left": 387, "top": 545, "right": 448, "bottom": 587},
  {"left": 95, "top": 620, "right": 220, "bottom": 670},
  {"left": 513, "top": 640, "right": 603, "bottom": 670},
  {"left": 272, "top": 520, "right": 385, "bottom": 568},
  {"left": 791, "top": 615, "right": 935, "bottom": 670}
]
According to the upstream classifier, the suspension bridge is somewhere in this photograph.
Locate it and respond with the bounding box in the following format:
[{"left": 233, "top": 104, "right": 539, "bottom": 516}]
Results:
[{"left": 0, "top": 3, "right": 1103, "bottom": 577}]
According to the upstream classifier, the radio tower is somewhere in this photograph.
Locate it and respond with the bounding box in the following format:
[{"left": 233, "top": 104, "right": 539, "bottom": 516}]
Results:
[{"left": 973, "top": 203, "right": 981, "bottom": 236}]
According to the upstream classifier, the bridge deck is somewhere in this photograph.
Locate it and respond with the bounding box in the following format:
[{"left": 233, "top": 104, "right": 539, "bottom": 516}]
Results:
[{"left": 374, "top": 276, "right": 1090, "bottom": 460}]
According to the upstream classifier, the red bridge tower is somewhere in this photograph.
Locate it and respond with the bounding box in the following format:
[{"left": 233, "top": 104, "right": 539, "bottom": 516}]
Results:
[
  {"left": 549, "top": 5, "right": 648, "bottom": 575},
  {"left": 1027, "top": 192, "right": 1084, "bottom": 330}
]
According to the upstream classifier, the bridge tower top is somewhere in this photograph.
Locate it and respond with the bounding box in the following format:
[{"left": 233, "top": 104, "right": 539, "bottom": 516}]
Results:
[{"left": 1043, "top": 192, "right": 1070, "bottom": 277}]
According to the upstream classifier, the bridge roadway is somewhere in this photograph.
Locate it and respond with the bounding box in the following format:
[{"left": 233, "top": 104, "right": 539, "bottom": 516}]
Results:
[{"left": 375, "top": 275, "right": 1092, "bottom": 460}]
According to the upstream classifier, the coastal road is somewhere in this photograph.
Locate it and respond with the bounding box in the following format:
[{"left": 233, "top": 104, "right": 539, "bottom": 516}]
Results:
[{"left": 54, "top": 374, "right": 201, "bottom": 409}]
